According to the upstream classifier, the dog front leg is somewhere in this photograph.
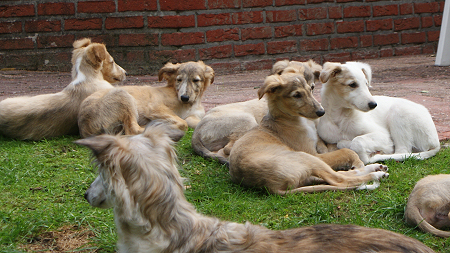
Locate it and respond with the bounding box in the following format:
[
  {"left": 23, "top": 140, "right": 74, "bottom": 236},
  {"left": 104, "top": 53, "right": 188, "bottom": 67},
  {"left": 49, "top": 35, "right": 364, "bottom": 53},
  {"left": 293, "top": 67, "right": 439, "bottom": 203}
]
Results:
[
  {"left": 184, "top": 115, "right": 201, "bottom": 129},
  {"left": 144, "top": 105, "right": 189, "bottom": 131}
]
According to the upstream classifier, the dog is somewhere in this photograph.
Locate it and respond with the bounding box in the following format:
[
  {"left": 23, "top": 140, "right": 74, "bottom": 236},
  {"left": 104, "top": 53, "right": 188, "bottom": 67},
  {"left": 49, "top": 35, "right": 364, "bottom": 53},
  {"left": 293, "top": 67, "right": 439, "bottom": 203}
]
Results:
[
  {"left": 79, "top": 122, "right": 434, "bottom": 253},
  {"left": 0, "top": 38, "right": 126, "bottom": 140},
  {"left": 317, "top": 61, "right": 440, "bottom": 164},
  {"left": 192, "top": 60, "right": 325, "bottom": 164},
  {"left": 228, "top": 68, "right": 390, "bottom": 194},
  {"left": 78, "top": 61, "right": 213, "bottom": 138},
  {"left": 405, "top": 174, "right": 450, "bottom": 238}
]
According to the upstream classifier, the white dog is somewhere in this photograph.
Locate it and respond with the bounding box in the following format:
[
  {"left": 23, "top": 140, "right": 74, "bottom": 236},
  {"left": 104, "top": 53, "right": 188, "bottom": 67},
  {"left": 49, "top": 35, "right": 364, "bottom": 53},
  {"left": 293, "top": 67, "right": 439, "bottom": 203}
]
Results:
[{"left": 317, "top": 62, "right": 440, "bottom": 164}]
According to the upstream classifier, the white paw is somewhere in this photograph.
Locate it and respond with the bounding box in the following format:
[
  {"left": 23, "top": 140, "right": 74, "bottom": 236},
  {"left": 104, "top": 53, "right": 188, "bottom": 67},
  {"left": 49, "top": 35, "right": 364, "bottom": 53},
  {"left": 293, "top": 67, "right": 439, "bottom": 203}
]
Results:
[
  {"left": 357, "top": 181, "right": 380, "bottom": 190},
  {"left": 365, "top": 164, "right": 388, "bottom": 173},
  {"left": 370, "top": 171, "right": 389, "bottom": 181}
]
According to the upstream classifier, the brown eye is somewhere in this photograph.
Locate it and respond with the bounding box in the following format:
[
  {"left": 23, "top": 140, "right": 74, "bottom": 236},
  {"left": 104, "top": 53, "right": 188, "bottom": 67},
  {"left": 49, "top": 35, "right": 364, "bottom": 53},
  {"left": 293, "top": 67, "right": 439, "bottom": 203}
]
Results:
[
  {"left": 293, "top": 93, "right": 302, "bottom": 98},
  {"left": 349, "top": 82, "right": 358, "bottom": 88}
]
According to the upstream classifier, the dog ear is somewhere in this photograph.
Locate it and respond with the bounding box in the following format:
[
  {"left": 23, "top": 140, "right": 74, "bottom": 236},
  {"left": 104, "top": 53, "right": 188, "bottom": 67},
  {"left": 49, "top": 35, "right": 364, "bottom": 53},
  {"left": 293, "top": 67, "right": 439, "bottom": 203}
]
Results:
[
  {"left": 204, "top": 64, "right": 215, "bottom": 85},
  {"left": 304, "top": 60, "right": 323, "bottom": 82},
  {"left": 158, "top": 62, "right": 180, "bottom": 82},
  {"left": 271, "top": 60, "right": 289, "bottom": 75},
  {"left": 320, "top": 62, "right": 342, "bottom": 83},
  {"left": 74, "top": 135, "right": 115, "bottom": 160},
  {"left": 73, "top": 38, "right": 91, "bottom": 49},
  {"left": 360, "top": 64, "right": 372, "bottom": 87},
  {"left": 86, "top": 44, "right": 108, "bottom": 67},
  {"left": 258, "top": 74, "right": 285, "bottom": 99},
  {"left": 143, "top": 121, "right": 185, "bottom": 142}
]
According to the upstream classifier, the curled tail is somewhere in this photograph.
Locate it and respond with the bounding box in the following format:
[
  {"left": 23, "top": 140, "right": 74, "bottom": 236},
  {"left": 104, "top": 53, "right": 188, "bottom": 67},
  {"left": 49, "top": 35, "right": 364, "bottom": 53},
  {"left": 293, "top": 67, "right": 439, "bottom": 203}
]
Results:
[
  {"left": 368, "top": 146, "right": 440, "bottom": 163},
  {"left": 406, "top": 205, "right": 450, "bottom": 238},
  {"left": 191, "top": 130, "right": 229, "bottom": 165}
]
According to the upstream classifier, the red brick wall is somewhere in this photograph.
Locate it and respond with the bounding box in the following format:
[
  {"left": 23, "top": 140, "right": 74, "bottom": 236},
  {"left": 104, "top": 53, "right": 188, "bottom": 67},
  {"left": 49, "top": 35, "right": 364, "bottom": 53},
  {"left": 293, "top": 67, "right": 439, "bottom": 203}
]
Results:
[{"left": 0, "top": 0, "right": 444, "bottom": 74}]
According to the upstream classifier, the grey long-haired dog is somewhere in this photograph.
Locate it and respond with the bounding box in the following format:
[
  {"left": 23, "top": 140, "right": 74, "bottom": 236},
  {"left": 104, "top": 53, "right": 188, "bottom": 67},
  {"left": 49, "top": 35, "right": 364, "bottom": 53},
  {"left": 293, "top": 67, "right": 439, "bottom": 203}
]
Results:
[{"left": 79, "top": 122, "right": 435, "bottom": 253}]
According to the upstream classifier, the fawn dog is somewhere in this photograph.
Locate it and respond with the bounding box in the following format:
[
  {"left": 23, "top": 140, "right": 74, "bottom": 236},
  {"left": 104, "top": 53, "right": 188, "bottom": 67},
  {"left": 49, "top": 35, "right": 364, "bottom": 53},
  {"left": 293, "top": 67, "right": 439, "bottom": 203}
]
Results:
[
  {"left": 228, "top": 68, "right": 389, "bottom": 194},
  {"left": 0, "top": 38, "right": 126, "bottom": 140},
  {"left": 405, "top": 174, "right": 450, "bottom": 237},
  {"left": 80, "top": 122, "right": 434, "bottom": 253},
  {"left": 318, "top": 61, "right": 440, "bottom": 164},
  {"left": 78, "top": 61, "right": 213, "bottom": 138},
  {"left": 192, "top": 60, "right": 324, "bottom": 164}
]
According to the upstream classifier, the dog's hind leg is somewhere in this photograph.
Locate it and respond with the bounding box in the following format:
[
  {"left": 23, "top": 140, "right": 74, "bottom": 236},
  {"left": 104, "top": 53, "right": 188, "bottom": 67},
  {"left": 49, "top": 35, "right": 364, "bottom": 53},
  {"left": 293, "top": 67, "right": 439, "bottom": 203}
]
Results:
[{"left": 317, "top": 148, "right": 364, "bottom": 170}]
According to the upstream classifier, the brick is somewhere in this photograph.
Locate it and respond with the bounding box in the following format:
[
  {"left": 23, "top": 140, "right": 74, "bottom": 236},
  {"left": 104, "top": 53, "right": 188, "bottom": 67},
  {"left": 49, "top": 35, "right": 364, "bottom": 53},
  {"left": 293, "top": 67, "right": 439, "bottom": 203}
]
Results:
[
  {"left": 199, "top": 45, "right": 233, "bottom": 60},
  {"left": 241, "top": 26, "right": 272, "bottom": 41},
  {"left": 275, "top": 0, "right": 306, "bottom": 6},
  {"left": 118, "top": 0, "right": 157, "bottom": 11},
  {"left": 323, "top": 52, "right": 352, "bottom": 63},
  {"left": 394, "top": 17, "right": 420, "bottom": 31},
  {"left": 299, "top": 7, "right": 327, "bottom": 20},
  {"left": 198, "top": 13, "right": 232, "bottom": 27},
  {"left": 89, "top": 34, "right": 116, "bottom": 47},
  {"left": 78, "top": 1, "right": 116, "bottom": 13},
  {"left": 25, "top": 20, "right": 61, "bottom": 33},
  {"left": 160, "top": 0, "right": 206, "bottom": 11},
  {"left": 401, "top": 32, "right": 426, "bottom": 44},
  {"left": 336, "top": 20, "right": 364, "bottom": 33},
  {"left": 0, "top": 22, "right": 22, "bottom": 34},
  {"left": 274, "top": 24, "right": 303, "bottom": 37},
  {"left": 0, "top": 38, "right": 34, "bottom": 50},
  {"left": 328, "top": 6, "right": 342, "bottom": 19},
  {"left": 242, "top": 0, "right": 272, "bottom": 8},
  {"left": 400, "top": 3, "right": 413, "bottom": 15},
  {"left": 366, "top": 19, "right": 392, "bottom": 32},
  {"left": 440, "top": 1, "right": 446, "bottom": 12},
  {"left": 38, "top": 3, "right": 75, "bottom": 15},
  {"left": 343, "top": 6, "right": 371, "bottom": 18},
  {"left": 209, "top": 62, "right": 242, "bottom": 74},
  {"left": 335, "top": 0, "right": 358, "bottom": 2},
  {"left": 373, "top": 5, "right": 398, "bottom": 17},
  {"left": 125, "top": 51, "right": 145, "bottom": 62},
  {"left": 421, "top": 16, "right": 433, "bottom": 28},
  {"left": 291, "top": 55, "right": 322, "bottom": 64},
  {"left": 308, "top": 0, "right": 333, "bottom": 3},
  {"left": 351, "top": 50, "right": 379, "bottom": 61},
  {"left": 242, "top": 59, "right": 273, "bottom": 71},
  {"left": 300, "top": 38, "right": 328, "bottom": 51},
  {"left": 0, "top": 5, "right": 34, "bottom": 18},
  {"left": 267, "top": 40, "right": 297, "bottom": 54},
  {"left": 306, "top": 22, "right": 334, "bottom": 35},
  {"left": 423, "top": 44, "right": 436, "bottom": 54},
  {"left": 65, "top": 18, "right": 102, "bottom": 30},
  {"left": 435, "top": 15, "right": 442, "bottom": 26},
  {"left": 414, "top": 2, "right": 440, "bottom": 13},
  {"left": 360, "top": 35, "right": 372, "bottom": 47},
  {"left": 119, "top": 34, "right": 158, "bottom": 46},
  {"left": 148, "top": 15, "right": 195, "bottom": 28},
  {"left": 428, "top": 30, "right": 440, "bottom": 42},
  {"left": 161, "top": 32, "right": 204, "bottom": 46},
  {"left": 373, "top": 33, "right": 399, "bottom": 46},
  {"left": 231, "top": 11, "right": 263, "bottom": 24},
  {"left": 106, "top": 16, "right": 144, "bottom": 29},
  {"left": 330, "top": 36, "right": 358, "bottom": 49},
  {"left": 395, "top": 46, "right": 422, "bottom": 56},
  {"left": 206, "top": 28, "right": 239, "bottom": 42},
  {"left": 234, "top": 43, "right": 265, "bottom": 57},
  {"left": 37, "top": 35, "right": 75, "bottom": 48},
  {"left": 149, "top": 49, "right": 196, "bottom": 62},
  {"left": 266, "top": 10, "right": 297, "bottom": 23},
  {"left": 380, "top": 48, "right": 393, "bottom": 58},
  {"left": 208, "top": 0, "right": 240, "bottom": 9}
]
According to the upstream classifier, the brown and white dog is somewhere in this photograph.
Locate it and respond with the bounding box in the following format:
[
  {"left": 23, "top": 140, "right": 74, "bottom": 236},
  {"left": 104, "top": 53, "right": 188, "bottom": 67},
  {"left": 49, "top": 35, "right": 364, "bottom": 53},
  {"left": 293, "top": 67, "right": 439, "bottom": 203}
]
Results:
[
  {"left": 405, "top": 174, "right": 450, "bottom": 237},
  {"left": 228, "top": 68, "right": 390, "bottom": 194},
  {"left": 0, "top": 38, "right": 126, "bottom": 140},
  {"left": 79, "top": 122, "right": 434, "bottom": 253},
  {"left": 191, "top": 60, "right": 324, "bottom": 164},
  {"left": 78, "top": 61, "right": 213, "bottom": 138}
]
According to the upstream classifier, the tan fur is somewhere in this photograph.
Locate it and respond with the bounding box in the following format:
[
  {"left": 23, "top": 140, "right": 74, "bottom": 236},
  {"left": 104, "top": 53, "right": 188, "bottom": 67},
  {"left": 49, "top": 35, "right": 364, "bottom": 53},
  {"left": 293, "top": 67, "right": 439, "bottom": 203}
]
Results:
[
  {"left": 78, "top": 61, "right": 213, "bottom": 138},
  {"left": 0, "top": 38, "right": 126, "bottom": 140},
  {"left": 80, "top": 122, "right": 434, "bottom": 253},
  {"left": 405, "top": 174, "right": 450, "bottom": 237},
  {"left": 229, "top": 71, "right": 390, "bottom": 194},
  {"left": 192, "top": 60, "right": 325, "bottom": 164}
]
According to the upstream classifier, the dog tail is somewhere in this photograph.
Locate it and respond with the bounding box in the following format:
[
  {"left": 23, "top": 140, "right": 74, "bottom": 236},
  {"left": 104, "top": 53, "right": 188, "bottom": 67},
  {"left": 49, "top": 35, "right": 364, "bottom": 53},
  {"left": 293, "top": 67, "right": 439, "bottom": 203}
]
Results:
[
  {"left": 368, "top": 146, "right": 440, "bottom": 163},
  {"left": 191, "top": 129, "right": 229, "bottom": 165},
  {"left": 405, "top": 205, "right": 450, "bottom": 238}
]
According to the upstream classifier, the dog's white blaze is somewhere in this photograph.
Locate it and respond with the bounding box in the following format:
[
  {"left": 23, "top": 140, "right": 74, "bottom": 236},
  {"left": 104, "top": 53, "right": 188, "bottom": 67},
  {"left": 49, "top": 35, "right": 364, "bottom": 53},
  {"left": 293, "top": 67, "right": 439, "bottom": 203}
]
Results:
[
  {"left": 178, "top": 81, "right": 187, "bottom": 97},
  {"left": 70, "top": 57, "right": 86, "bottom": 86}
]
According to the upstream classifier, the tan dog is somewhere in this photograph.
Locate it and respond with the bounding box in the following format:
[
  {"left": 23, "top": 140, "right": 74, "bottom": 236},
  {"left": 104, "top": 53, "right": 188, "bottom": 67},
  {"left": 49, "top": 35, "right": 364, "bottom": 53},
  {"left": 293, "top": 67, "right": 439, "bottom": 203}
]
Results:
[
  {"left": 0, "top": 38, "right": 126, "bottom": 140},
  {"left": 405, "top": 174, "right": 450, "bottom": 237},
  {"left": 79, "top": 122, "right": 434, "bottom": 253},
  {"left": 228, "top": 70, "right": 390, "bottom": 194},
  {"left": 192, "top": 60, "right": 324, "bottom": 164},
  {"left": 78, "top": 61, "right": 213, "bottom": 138}
]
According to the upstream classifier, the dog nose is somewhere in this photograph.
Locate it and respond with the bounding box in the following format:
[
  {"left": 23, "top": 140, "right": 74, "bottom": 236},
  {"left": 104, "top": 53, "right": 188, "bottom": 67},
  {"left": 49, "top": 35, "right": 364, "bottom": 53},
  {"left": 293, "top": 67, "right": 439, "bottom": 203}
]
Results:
[
  {"left": 316, "top": 109, "right": 325, "bottom": 117},
  {"left": 368, "top": 101, "right": 377, "bottom": 109},
  {"left": 84, "top": 192, "right": 88, "bottom": 200},
  {"left": 180, "top": 95, "right": 190, "bottom": 102}
]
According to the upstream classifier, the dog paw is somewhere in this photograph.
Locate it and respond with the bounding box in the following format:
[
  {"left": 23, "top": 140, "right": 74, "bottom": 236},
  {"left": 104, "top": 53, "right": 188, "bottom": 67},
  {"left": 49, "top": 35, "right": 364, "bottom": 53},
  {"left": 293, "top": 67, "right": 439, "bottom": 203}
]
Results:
[
  {"left": 370, "top": 171, "right": 389, "bottom": 181},
  {"left": 365, "top": 163, "right": 388, "bottom": 173}
]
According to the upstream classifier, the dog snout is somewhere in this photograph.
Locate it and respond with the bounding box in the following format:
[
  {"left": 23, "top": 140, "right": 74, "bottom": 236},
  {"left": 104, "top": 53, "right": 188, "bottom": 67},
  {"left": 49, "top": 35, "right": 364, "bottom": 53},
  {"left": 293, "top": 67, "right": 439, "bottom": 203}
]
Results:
[
  {"left": 84, "top": 192, "right": 88, "bottom": 200},
  {"left": 316, "top": 109, "right": 325, "bottom": 117},
  {"left": 180, "top": 95, "right": 190, "bottom": 102},
  {"left": 368, "top": 101, "right": 377, "bottom": 110}
]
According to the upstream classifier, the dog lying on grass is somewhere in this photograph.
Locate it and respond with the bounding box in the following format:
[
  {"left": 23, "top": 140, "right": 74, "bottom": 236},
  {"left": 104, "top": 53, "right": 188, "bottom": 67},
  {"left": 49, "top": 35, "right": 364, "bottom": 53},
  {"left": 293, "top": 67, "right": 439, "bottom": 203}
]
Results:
[
  {"left": 78, "top": 61, "right": 213, "bottom": 138},
  {"left": 318, "top": 61, "right": 440, "bottom": 164},
  {"left": 405, "top": 174, "right": 450, "bottom": 237},
  {"left": 0, "top": 38, "right": 126, "bottom": 140},
  {"left": 79, "top": 122, "right": 434, "bottom": 253},
  {"left": 228, "top": 65, "right": 389, "bottom": 194}
]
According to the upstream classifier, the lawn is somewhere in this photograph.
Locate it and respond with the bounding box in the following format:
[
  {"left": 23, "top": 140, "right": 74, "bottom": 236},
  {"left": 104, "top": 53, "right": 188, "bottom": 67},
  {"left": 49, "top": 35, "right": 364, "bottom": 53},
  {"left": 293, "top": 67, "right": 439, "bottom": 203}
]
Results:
[{"left": 0, "top": 130, "right": 449, "bottom": 252}]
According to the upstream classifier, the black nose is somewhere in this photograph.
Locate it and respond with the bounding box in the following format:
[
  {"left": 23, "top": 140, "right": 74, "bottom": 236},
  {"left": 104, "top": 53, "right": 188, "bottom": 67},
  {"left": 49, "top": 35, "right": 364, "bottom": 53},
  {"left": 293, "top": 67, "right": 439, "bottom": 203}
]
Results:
[
  {"left": 316, "top": 110, "right": 325, "bottom": 117},
  {"left": 84, "top": 192, "right": 88, "bottom": 200},
  {"left": 368, "top": 101, "right": 377, "bottom": 109},
  {"left": 180, "top": 95, "right": 189, "bottom": 102}
]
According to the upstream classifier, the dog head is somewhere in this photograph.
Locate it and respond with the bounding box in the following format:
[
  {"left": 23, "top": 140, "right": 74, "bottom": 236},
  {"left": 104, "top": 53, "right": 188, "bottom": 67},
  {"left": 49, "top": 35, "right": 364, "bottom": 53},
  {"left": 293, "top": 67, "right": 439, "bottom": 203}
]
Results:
[
  {"left": 271, "top": 59, "right": 322, "bottom": 83},
  {"left": 71, "top": 38, "right": 126, "bottom": 85},
  {"left": 158, "top": 61, "right": 214, "bottom": 104},
  {"left": 258, "top": 63, "right": 325, "bottom": 119},
  {"left": 320, "top": 61, "right": 377, "bottom": 112}
]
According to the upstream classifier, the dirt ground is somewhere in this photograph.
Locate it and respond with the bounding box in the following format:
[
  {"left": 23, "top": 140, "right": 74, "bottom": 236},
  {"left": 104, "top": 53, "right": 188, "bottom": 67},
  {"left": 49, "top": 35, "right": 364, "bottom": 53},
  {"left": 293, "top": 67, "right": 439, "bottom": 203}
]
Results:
[{"left": 1, "top": 54, "right": 449, "bottom": 141}]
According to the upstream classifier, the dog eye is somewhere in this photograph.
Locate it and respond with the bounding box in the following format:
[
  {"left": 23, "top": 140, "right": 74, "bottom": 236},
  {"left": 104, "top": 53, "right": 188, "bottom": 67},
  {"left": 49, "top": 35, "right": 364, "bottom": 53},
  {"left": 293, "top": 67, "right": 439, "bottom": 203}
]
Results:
[
  {"left": 177, "top": 78, "right": 182, "bottom": 82},
  {"left": 293, "top": 93, "right": 302, "bottom": 98},
  {"left": 349, "top": 82, "right": 358, "bottom": 88}
]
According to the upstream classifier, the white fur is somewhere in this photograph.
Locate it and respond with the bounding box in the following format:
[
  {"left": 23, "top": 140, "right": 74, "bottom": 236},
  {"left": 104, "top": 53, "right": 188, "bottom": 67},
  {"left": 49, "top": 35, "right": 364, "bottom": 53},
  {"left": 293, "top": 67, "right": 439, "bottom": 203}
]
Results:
[
  {"left": 70, "top": 56, "right": 86, "bottom": 86},
  {"left": 318, "top": 61, "right": 440, "bottom": 164}
]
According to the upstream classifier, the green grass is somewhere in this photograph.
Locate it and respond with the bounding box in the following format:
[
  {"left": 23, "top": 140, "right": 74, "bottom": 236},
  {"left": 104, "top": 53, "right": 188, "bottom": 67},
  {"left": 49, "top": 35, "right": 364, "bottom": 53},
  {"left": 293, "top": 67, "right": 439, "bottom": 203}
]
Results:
[{"left": 0, "top": 130, "right": 449, "bottom": 252}]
